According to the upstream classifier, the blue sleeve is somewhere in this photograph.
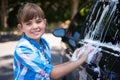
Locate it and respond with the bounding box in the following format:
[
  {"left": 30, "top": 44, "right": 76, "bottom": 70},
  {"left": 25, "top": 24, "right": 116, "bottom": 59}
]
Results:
[{"left": 15, "top": 46, "right": 53, "bottom": 74}]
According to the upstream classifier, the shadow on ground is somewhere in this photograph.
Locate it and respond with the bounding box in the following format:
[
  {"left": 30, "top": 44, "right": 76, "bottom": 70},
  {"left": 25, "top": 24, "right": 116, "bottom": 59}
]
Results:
[
  {"left": 0, "top": 55, "right": 14, "bottom": 80},
  {"left": 0, "top": 34, "right": 21, "bottom": 42},
  {"left": 51, "top": 47, "right": 62, "bottom": 65}
]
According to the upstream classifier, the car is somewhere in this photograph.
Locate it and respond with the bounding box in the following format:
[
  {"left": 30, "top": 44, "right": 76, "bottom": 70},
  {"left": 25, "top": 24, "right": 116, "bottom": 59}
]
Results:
[{"left": 53, "top": 0, "right": 120, "bottom": 80}]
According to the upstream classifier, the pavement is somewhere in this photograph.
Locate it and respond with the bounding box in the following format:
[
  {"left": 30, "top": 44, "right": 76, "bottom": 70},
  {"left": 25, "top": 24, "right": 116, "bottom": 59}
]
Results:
[{"left": 0, "top": 33, "right": 62, "bottom": 80}]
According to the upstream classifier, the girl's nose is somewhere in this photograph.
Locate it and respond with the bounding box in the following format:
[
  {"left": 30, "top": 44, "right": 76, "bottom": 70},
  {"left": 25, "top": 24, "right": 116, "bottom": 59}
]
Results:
[{"left": 32, "top": 23, "right": 38, "bottom": 29}]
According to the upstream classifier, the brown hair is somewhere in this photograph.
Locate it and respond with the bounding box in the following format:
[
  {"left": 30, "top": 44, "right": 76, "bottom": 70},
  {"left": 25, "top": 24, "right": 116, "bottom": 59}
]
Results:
[{"left": 17, "top": 3, "right": 45, "bottom": 24}]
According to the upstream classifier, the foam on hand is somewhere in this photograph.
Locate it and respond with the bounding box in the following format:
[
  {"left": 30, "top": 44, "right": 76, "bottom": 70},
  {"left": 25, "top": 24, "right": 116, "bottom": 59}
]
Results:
[
  {"left": 71, "top": 47, "right": 85, "bottom": 62},
  {"left": 71, "top": 44, "right": 101, "bottom": 63},
  {"left": 86, "top": 46, "right": 101, "bottom": 64}
]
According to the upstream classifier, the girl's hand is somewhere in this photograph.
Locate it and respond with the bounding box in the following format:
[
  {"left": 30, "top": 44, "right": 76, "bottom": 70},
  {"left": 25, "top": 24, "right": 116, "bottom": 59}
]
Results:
[{"left": 71, "top": 44, "right": 94, "bottom": 62}]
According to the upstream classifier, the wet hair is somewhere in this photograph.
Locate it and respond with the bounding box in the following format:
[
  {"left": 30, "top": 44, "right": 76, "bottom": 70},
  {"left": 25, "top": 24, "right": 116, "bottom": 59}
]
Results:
[{"left": 17, "top": 3, "right": 45, "bottom": 24}]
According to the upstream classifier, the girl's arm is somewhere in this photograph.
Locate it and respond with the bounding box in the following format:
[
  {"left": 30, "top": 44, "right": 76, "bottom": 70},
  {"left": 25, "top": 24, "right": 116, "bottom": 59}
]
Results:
[{"left": 50, "top": 51, "right": 88, "bottom": 79}]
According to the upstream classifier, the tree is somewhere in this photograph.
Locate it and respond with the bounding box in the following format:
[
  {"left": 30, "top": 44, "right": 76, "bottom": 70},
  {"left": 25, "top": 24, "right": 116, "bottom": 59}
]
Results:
[
  {"left": 0, "top": 0, "right": 8, "bottom": 28},
  {"left": 0, "top": 0, "right": 84, "bottom": 29},
  {"left": 70, "top": 0, "right": 80, "bottom": 19}
]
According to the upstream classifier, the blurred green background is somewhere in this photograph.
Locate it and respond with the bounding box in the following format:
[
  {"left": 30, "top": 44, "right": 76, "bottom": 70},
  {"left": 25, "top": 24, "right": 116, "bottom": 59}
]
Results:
[{"left": 0, "top": 0, "right": 90, "bottom": 32}]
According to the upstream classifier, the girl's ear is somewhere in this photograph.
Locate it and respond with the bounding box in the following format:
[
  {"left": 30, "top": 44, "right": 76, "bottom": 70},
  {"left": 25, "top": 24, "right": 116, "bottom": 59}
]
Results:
[
  {"left": 17, "top": 24, "right": 23, "bottom": 31},
  {"left": 44, "top": 18, "right": 47, "bottom": 25}
]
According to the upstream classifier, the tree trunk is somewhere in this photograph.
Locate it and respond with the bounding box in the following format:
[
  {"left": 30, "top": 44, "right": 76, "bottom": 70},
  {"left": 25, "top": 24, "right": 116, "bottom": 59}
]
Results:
[
  {"left": 70, "top": 0, "right": 80, "bottom": 19},
  {"left": 1, "top": 0, "right": 8, "bottom": 28}
]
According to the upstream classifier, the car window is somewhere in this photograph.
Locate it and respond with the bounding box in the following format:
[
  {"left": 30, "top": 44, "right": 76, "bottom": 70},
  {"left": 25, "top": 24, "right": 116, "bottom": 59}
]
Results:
[
  {"left": 67, "top": 0, "right": 120, "bottom": 49},
  {"left": 67, "top": 1, "right": 93, "bottom": 40}
]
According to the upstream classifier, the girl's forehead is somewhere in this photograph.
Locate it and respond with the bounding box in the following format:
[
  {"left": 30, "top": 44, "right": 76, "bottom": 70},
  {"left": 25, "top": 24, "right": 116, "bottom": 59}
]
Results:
[
  {"left": 21, "top": 9, "right": 44, "bottom": 22},
  {"left": 32, "top": 16, "right": 41, "bottom": 20},
  {"left": 23, "top": 16, "right": 42, "bottom": 22}
]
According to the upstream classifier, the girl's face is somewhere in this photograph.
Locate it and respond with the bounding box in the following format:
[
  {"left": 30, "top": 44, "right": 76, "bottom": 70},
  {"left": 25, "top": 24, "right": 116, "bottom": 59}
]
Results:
[{"left": 18, "top": 17, "right": 46, "bottom": 43}]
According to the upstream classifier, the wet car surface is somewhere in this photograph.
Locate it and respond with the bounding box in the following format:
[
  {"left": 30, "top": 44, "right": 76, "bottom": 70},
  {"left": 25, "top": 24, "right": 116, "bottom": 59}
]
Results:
[{"left": 53, "top": 0, "right": 120, "bottom": 80}]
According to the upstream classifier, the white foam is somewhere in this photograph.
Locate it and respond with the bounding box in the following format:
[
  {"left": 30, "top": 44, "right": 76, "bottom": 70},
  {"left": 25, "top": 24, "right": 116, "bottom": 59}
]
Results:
[{"left": 80, "top": 39, "right": 120, "bottom": 53}]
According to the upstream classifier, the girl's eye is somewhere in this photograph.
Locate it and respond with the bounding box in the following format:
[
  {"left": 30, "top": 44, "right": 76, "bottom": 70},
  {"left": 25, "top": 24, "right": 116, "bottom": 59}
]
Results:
[
  {"left": 36, "top": 20, "right": 42, "bottom": 24},
  {"left": 26, "top": 22, "right": 32, "bottom": 25}
]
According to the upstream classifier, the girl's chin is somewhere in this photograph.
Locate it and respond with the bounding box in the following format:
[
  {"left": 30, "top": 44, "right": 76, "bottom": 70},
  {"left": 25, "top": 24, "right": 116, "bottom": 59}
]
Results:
[
  {"left": 29, "top": 35, "right": 41, "bottom": 39},
  {"left": 32, "top": 35, "right": 41, "bottom": 39}
]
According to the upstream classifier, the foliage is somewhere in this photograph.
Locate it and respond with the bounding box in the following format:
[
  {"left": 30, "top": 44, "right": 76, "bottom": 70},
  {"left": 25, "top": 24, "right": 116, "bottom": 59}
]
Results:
[
  {"left": 1, "top": 0, "right": 91, "bottom": 31},
  {"left": 7, "top": 0, "right": 71, "bottom": 29}
]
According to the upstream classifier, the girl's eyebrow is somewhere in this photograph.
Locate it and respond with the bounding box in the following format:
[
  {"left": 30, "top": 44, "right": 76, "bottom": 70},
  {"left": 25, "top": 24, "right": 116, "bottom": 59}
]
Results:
[
  {"left": 34, "top": 17, "right": 41, "bottom": 20},
  {"left": 36, "top": 18, "right": 43, "bottom": 21},
  {"left": 37, "top": 17, "right": 43, "bottom": 20}
]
